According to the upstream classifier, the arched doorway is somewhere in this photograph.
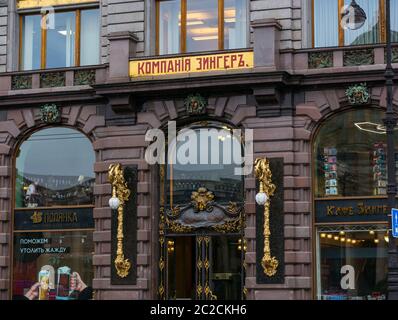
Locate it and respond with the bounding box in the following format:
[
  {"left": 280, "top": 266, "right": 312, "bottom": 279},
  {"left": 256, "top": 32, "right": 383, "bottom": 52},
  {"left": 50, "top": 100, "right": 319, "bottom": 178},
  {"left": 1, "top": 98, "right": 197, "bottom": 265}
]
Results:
[
  {"left": 12, "top": 127, "right": 95, "bottom": 300},
  {"left": 158, "top": 121, "right": 245, "bottom": 300}
]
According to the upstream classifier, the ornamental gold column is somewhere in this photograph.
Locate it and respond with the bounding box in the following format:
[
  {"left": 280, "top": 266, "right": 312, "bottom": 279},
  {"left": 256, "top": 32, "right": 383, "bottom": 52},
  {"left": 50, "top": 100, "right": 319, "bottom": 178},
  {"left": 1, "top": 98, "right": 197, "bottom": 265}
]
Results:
[
  {"left": 108, "top": 163, "right": 131, "bottom": 278},
  {"left": 254, "top": 158, "right": 278, "bottom": 277}
]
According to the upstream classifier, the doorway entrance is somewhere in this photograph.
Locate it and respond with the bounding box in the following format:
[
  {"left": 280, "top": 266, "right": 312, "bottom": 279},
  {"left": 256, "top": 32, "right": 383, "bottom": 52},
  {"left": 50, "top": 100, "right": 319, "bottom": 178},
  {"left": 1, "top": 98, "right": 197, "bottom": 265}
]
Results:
[
  {"left": 158, "top": 121, "right": 246, "bottom": 300},
  {"left": 165, "top": 234, "right": 244, "bottom": 300}
]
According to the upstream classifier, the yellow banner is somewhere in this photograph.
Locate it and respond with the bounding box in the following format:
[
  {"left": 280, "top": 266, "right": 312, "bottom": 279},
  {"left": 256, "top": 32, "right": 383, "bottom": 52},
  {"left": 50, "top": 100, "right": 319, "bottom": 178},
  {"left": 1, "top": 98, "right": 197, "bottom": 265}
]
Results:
[
  {"left": 130, "top": 51, "right": 254, "bottom": 78},
  {"left": 17, "top": 0, "right": 98, "bottom": 9}
]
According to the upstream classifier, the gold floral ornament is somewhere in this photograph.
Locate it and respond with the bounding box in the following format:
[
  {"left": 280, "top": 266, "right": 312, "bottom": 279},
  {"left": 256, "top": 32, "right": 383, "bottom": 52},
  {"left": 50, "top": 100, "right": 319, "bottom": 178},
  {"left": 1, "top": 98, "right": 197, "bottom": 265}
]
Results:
[
  {"left": 191, "top": 187, "right": 215, "bottom": 212},
  {"left": 255, "top": 158, "right": 278, "bottom": 277},
  {"left": 109, "top": 163, "right": 131, "bottom": 278}
]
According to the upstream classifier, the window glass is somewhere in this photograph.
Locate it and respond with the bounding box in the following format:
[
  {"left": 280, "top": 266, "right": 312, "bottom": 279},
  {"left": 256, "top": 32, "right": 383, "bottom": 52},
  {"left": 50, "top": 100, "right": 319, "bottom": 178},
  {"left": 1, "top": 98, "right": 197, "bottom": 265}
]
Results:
[
  {"left": 15, "top": 127, "right": 95, "bottom": 208},
  {"left": 13, "top": 230, "right": 94, "bottom": 300},
  {"left": 21, "top": 15, "right": 42, "bottom": 70},
  {"left": 316, "top": 225, "right": 387, "bottom": 300},
  {"left": 392, "top": 0, "right": 398, "bottom": 43},
  {"left": 167, "top": 123, "right": 243, "bottom": 206},
  {"left": 314, "top": 109, "right": 398, "bottom": 198},
  {"left": 186, "top": 0, "right": 218, "bottom": 52},
  {"left": 344, "top": 0, "right": 380, "bottom": 46},
  {"left": 46, "top": 12, "right": 75, "bottom": 68},
  {"left": 224, "top": 0, "right": 247, "bottom": 49},
  {"left": 80, "top": 9, "right": 100, "bottom": 66},
  {"left": 159, "top": 0, "right": 181, "bottom": 54},
  {"left": 13, "top": 127, "right": 95, "bottom": 300},
  {"left": 313, "top": 0, "right": 338, "bottom": 47}
]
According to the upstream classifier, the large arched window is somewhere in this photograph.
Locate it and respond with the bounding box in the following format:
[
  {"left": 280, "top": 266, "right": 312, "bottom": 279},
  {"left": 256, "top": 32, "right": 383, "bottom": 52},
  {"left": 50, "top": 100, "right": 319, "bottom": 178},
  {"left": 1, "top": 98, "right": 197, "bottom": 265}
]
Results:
[
  {"left": 313, "top": 108, "right": 398, "bottom": 300},
  {"left": 12, "top": 127, "right": 95, "bottom": 300}
]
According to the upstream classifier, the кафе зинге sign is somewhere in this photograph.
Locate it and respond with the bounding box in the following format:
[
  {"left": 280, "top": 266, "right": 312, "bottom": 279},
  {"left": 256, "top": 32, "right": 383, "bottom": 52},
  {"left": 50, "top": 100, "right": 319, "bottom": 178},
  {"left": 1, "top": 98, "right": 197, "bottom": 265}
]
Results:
[
  {"left": 129, "top": 50, "right": 254, "bottom": 78},
  {"left": 315, "top": 197, "right": 393, "bottom": 223}
]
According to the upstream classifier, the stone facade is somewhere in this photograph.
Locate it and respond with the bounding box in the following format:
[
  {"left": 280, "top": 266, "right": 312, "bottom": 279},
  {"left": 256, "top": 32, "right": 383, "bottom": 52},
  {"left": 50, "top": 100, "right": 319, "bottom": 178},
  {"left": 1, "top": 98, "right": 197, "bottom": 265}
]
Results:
[{"left": 0, "top": 0, "right": 397, "bottom": 300}]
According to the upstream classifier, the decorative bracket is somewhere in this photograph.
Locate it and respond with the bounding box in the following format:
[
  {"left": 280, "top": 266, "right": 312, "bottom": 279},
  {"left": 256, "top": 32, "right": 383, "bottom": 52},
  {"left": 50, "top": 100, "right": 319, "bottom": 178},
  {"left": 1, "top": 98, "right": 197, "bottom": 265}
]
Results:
[
  {"left": 255, "top": 158, "right": 278, "bottom": 277},
  {"left": 109, "top": 163, "right": 131, "bottom": 278}
]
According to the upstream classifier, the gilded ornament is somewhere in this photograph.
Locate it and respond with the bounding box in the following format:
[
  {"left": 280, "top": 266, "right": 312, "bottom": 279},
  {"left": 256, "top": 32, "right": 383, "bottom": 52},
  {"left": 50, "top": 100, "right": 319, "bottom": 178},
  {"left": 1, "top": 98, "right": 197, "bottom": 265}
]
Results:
[
  {"left": 166, "top": 217, "right": 194, "bottom": 233},
  {"left": 191, "top": 187, "right": 215, "bottom": 212},
  {"left": 204, "top": 284, "right": 217, "bottom": 300},
  {"left": 109, "top": 163, "right": 132, "bottom": 278},
  {"left": 255, "top": 158, "right": 278, "bottom": 277}
]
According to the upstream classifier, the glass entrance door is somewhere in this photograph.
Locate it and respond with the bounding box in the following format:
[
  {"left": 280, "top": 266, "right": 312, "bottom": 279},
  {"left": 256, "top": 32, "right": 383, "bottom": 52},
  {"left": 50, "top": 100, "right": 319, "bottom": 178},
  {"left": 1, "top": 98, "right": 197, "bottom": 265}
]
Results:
[{"left": 166, "top": 234, "right": 244, "bottom": 300}]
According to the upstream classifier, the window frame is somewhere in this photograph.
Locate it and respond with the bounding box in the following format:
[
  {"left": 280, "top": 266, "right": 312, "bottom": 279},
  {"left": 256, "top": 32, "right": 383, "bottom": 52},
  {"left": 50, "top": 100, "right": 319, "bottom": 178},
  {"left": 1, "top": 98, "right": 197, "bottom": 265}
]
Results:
[
  {"left": 311, "top": 0, "right": 387, "bottom": 48},
  {"left": 156, "top": 0, "right": 246, "bottom": 55},
  {"left": 18, "top": 5, "right": 99, "bottom": 70}
]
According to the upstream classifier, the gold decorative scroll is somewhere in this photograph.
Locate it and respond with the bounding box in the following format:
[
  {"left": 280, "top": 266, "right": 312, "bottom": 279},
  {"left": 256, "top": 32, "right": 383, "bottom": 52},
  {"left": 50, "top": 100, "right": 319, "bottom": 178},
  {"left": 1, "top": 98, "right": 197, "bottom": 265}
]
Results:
[
  {"left": 254, "top": 158, "right": 278, "bottom": 277},
  {"left": 109, "top": 163, "right": 131, "bottom": 278},
  {"left": 17, "top": 0, "right": 98, "bottom": 9}
]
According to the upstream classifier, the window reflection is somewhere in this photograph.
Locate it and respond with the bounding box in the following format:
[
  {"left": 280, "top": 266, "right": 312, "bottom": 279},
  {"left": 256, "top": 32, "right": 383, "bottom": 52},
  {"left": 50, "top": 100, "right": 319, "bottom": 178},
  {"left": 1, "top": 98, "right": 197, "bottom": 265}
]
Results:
[
  {"left": 224, "top": 0, "right": 247, "bottom": 49},
  {"left": 159, "top": 0, "right": 181, "bottom": 54},
  {"left": 80, "top": 9, "right": 100, "bottom": 66},
  {"left": 21, "top": 15, "right": 42, "bottom": 70},
  {"left": 344, "top": 0, "right": 380, "bottom": 46},
  {"left": 314, "top": 109, "right": 398, "bottom": 198},
  {"left": 46, "top": 12, "right": 76, "bottom": 68},
  {"left": 167, "top": 124, "right": 243, "bottom": 206},
  {"left": 15, "top": 127, "right": 95, "bottom": 208},
  {"left": 186, "top": 0, "right": 218, "bottom": 52},
  {"left": 313, "top": 0, "right": 339, "bottom": 47}
]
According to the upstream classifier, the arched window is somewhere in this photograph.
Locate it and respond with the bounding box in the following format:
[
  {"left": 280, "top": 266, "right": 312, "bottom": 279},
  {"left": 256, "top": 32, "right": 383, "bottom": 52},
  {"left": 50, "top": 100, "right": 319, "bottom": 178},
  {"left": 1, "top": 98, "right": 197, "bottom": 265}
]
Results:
[
  {"left": 159, "top": 121, "right": 245, "bottom": 300},
  {"left": 12, "top": 127, "right": 95, "bottom": 300},
  {"left": 313, "top": 108, "right": 398, "bottom": 300}
]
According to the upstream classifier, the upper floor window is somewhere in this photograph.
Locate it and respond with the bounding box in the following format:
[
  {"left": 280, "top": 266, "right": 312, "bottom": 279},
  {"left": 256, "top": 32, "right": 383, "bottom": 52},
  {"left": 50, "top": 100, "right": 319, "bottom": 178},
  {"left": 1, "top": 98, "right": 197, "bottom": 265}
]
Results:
[
  {"left": 20, "top": 8, "right": 100, "bottom": 70},
  {"left": 157, "top": 0, "right": 248, "bottom": 55},
  {"left": 312, "top": 0, "right": 398, "bottom": 48}
]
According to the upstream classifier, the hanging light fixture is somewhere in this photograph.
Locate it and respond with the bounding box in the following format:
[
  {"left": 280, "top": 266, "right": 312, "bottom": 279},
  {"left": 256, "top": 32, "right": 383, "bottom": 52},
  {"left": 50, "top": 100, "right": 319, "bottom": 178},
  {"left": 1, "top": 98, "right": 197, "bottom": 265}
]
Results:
[{"left": 341, "top": 0, "right": 367, "bottom": 30}]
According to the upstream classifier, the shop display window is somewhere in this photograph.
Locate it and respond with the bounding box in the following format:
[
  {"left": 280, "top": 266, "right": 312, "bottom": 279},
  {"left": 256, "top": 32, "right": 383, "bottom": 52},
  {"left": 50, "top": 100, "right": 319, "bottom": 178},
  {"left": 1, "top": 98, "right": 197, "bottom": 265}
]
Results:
[
  {"left": 314, "top": 109, "right": 398, "bottom": 198},
  {"left": 316, "top": 225, "right": 388, "bottom": 300},
  {"left": 12, "top": 127, "right": 95, "bottom": 300}
]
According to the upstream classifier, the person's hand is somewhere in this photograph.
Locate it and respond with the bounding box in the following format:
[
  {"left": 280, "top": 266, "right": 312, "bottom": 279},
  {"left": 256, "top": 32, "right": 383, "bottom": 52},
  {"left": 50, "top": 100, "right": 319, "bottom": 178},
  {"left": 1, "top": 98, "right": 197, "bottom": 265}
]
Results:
[
  {"left": 25, "top": 282, "right": 40, "bottom": 300},
  {"left": 71, "top": 272, "right": 87, "bottom": 292}
]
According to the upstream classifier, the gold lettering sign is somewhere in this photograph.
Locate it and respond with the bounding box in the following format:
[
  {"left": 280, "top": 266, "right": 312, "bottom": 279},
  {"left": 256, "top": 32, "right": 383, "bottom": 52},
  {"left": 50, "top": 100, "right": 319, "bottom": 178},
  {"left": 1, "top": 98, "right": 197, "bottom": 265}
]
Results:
[
  {"left": 129, "top": 51, "right": 254, "bottom": 78},
  {"left": 326, "top": 203, "right": 388, "bottom": 217},
  {"left": 30, "top": 211, "right": 78, "bottom": 224},
  {"left": 17, "top": 0, "right": 98, "bottom": 9}
]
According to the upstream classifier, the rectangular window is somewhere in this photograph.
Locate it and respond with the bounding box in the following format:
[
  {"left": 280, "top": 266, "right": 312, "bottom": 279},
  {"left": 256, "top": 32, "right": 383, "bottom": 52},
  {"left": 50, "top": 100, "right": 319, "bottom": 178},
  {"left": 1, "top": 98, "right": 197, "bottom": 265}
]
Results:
[
  {"left": 20, "top": 8, "right": 100, "bottom": 70},
  {"left": 157, "top": 0, "right": 248, "bottom": 54},
  {"left": 312, "top": 0, "right": 396, "bottom": 47}
]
